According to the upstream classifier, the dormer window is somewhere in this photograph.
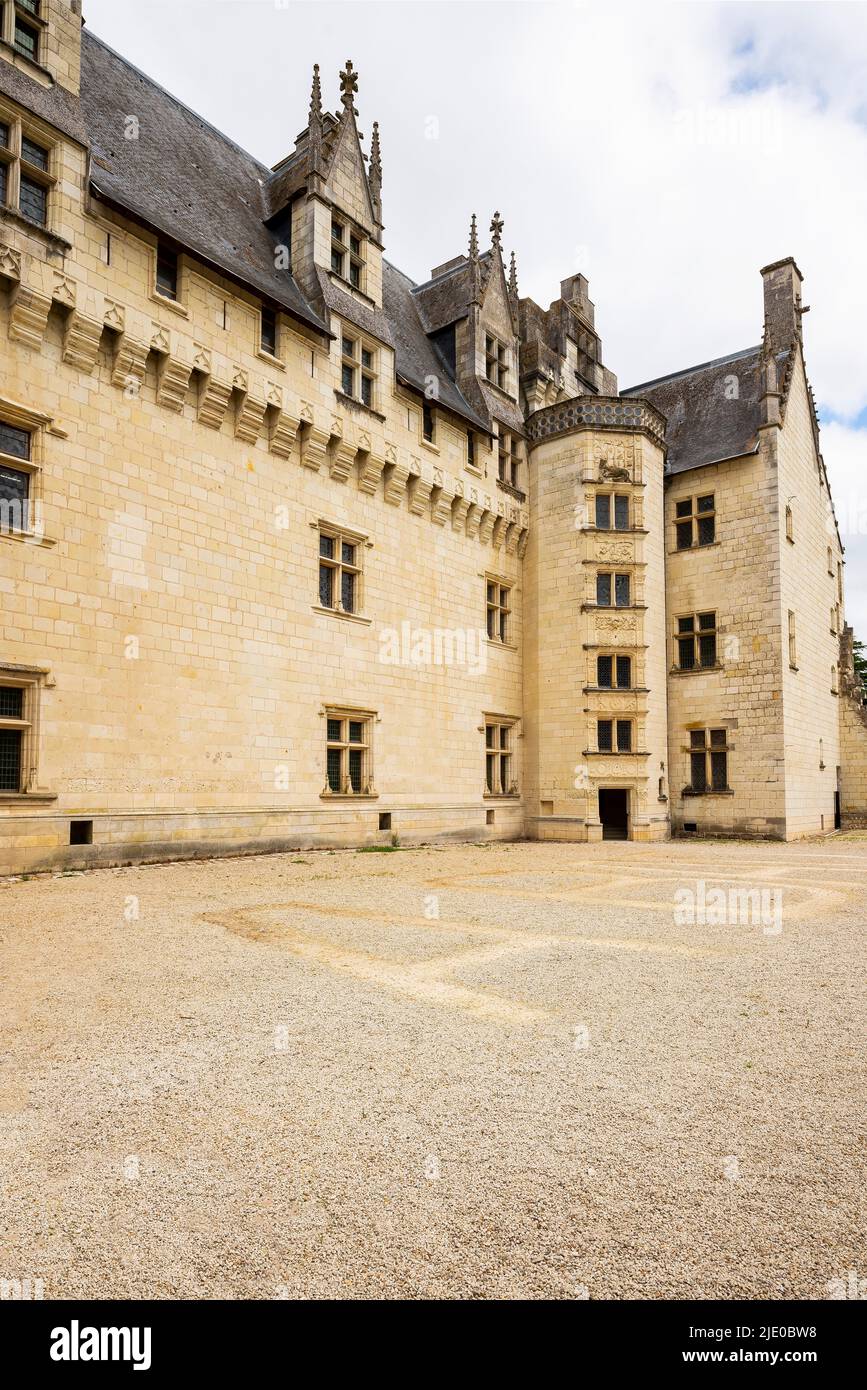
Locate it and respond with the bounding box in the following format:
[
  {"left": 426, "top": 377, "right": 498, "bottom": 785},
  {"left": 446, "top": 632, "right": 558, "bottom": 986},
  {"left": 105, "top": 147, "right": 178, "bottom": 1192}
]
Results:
[
  {"left": 331, "top": 216, "right": 365, "bottom": 290},
  {"left": 485, "top": 334, "right": 508, "bottom": 390},
  {"left": 340, "top": 333, "right": 376, "bottom": 408},
  {"left": 12, "top": 4, "right": 41, "bottom": 64}
]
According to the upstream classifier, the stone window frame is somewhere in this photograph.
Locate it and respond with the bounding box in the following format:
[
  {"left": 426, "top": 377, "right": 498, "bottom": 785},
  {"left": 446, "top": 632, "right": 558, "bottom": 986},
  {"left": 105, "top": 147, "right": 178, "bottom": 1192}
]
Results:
[
  {"left": 0, "top": 101, "right": 56, "bottom": 230},
  {"left": 485, "top": 575, "right": 512, "bottom": 645},
  {"left": 496, "top": 429, "right": 523, "bottom": 490},
  {"left": 339, "top": 327, "right": 377, "bottom": 410},
  {"left": 594, "top": 491, "right": 631, "bottom": 531},
  {"left": 674, "top": 491, "right": 716, "bottom": 550},
  {"left": 0, "top": 398, "right": 49, "bottom": 545},
  {"left": 596, "top": 652, "right": 633, "bottom": 690},
  {"left": 153, "top": 240, "right": 185, "bottom": 308},
  {"left": 785, "top": 503, "right": 794, "bottom": 543},
  {"left": 1, "top": 1, "right": 45, "bottom": 68},
  {"left": 788, "top": 609, "right": 797, "bottom": 670},
  {"left": 484, "top": 334, "right": 509, "bottom": 391},
  {"left": 321, "top": 705, "right": 378, "bottom": 799},
  {"left": 596, "top": 570, "right": 632, "bottom": 609},
  {"left": 313, "top": 518, "right": 371, "bottom": 623},
  {"left": 673, "top": 611, "right": 718, "bottom": 672},
  {"left": 831, "top": 664, "right": 839, "bottom": 696},
  {"left": 684, "top": 727, "right": 732, "bottom": 796},
  {"left": 483, "top": 714, "right": 519, "bottom": 798},
  {"left": 596, "top": 717, "right": 633, "bottom": 754},
  {"left": 259, "top": 303, "right": 280, "bottom": 361},
  {"left": 0, "top": 661, "right": 54, "bottom": 801},
  {"left": 330, "top": 215, "right": 366, "bottom": 292}
]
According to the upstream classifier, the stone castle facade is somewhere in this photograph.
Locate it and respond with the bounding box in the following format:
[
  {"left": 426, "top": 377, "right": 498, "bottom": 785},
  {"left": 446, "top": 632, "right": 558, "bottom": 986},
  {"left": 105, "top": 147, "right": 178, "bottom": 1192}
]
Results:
[{"left": 1, "top": 1, "right": 866, "bottom": 874}]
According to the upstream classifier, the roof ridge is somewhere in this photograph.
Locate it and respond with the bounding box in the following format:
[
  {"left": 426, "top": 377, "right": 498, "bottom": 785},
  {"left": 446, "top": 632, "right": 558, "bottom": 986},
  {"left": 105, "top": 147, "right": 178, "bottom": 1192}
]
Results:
[
  {"left": 624, "top": 344, "right": 763, "bottom": 396},
  {"left": 83, "top": 29, "right": 271, "bottom": 177}
]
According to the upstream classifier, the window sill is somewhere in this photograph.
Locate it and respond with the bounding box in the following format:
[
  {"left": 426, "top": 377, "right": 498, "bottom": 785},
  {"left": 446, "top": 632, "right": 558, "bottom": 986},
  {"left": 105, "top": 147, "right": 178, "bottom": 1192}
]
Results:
[
  {"left": 1, "top": 528, "right": 57, "bottom": 548},
  {"left": 0, "top": 791, "right": 57, "bottom": 804},
  {"left": 588, "top": 526, "right": 647, "bottom": 536},
  {"left": 0, "top": 39, "right": 54, "bottom": 85},
  {"left": 257, "top": 349, "right": 285, "bottom": 371},
  {"left": 149, "top": 290, "right": 188, "bottom": 318},
  {"left": 420, "top": 438, "right": 440, "bottom": 455},
  {"left": 320, "top": 792, "right": 379, "bottom": 801},
  {"left": 327, "top": 271, "right": 377, "bottom": 308},
  {"left": 583, "top": 686, "right": 649, "bottom": 694},
  {"left": 486, "top": 638, "right": 518, "bottom": 652},
  {"left": 583, "top": 750, "right": 649, "bottom": 758},
  {"left": 0, "top": 204, "right": 71, "bottom": 252},
  {"left": 311, "top": 605, "right": 372, "bottom": 626},
  {"left": 483, "top": 792, "right": 520, "bottom": 801},
  {"left": 333, "top": 390, "right": 386, "bottom": 423},
  {"left": 789, "top": 664, "right": 799, "bottom": 672},
  {"left": 669, "top": 664, "right": 723, "bottom": 676},
  {"left": 682, "top": 788, "right": 734, "bottom": 798},
  {"left": 496, "top": 478, "right": 526, "bottom": 502},
  {"left": 669, "top": 540, "right": 719, "bottom": 555},
  {"left": 582, "top": 604, "right": 647, "bottom": 613}
]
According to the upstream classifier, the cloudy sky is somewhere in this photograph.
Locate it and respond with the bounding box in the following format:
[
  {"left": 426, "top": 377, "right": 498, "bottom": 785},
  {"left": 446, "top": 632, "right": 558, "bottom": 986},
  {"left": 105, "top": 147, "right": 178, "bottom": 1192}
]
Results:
[{"left": 84, "top": 0, "right": 867, "bottom": 634}]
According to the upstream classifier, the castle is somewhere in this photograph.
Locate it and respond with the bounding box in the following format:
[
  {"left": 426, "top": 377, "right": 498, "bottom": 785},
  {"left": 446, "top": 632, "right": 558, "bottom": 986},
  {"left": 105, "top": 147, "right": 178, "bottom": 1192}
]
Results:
[{"left": 2, "top": 1, "right": 866, "bottom": 874}]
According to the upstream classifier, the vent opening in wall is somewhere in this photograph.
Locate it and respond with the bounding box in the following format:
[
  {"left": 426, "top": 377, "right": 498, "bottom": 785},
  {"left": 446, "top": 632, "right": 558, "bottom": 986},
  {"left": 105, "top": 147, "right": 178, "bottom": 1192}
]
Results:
[
  {"left": 70, "top": 820, "right": 93, "bottom": 846},
  {"left": 486, "top": 809, "right": 495, "bottom": 826},
  {"left": 378, "top": 812, "right": 392, "bottom": 831},
  {"left": 683, "top": 822, "right": 697, "bottom": 834}
]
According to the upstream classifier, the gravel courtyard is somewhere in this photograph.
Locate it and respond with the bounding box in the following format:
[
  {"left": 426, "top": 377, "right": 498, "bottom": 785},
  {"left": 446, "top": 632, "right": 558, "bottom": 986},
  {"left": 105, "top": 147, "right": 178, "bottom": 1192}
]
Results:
[{"left": 1, "top": 836, "right": 864, "bottom": 1301}]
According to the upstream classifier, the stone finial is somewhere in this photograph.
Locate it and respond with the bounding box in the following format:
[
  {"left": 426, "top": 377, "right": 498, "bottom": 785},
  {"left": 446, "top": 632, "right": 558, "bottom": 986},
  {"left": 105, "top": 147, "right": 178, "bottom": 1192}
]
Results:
[
  {"left": 340, "top": 59, "right": 358, "bottom": 111},
  {"left": 490, "top": 211, "right": 504, "bottom": 253},
  {"left": 309, "top": 63, "right": 322, "bottom": 122},
  {"left": 308, "top": 63, "right": 323, "bottom": 170},
  {"left": 508, "top": 250, "right": 519, "bottom": 298},
  {"left": 369, "top": 120, "right": 382, "bottom": 223},
  {"left": 468, "top": 213, "right": 479, "bottom": 263}
]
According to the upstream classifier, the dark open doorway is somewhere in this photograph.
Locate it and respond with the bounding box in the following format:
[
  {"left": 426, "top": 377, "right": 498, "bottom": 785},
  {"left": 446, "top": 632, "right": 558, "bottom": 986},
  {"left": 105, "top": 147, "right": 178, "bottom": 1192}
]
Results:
[{"left": 599, "top": 788, "right": 629, "bottom": 840}]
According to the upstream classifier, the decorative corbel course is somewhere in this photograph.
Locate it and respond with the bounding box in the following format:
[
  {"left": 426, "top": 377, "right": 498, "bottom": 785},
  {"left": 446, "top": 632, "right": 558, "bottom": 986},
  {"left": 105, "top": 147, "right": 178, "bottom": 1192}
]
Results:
[
  {"left": 491, "top": 514, "right": 508, "bottom": 549},
  {"left": 329, "top": 437, "right": 357, "bottom": 484},
  {"left": 9, "top": 284, "right": 51, "bottom": 349},
  {"left": 357, "top": 450, "right": 385, "bottom": 494},
  {"left": 517, "top": 526, "right": 529, "bottom": 558},
  {"left": 52, "top": 270, "right": 76, "bottom": 310},
  {"left": 198, "top": 376, "right": 233, "bottom": 430},
  {"left": 235, "top": 384, "right": 267, "bottom": 443},
  {"left": 430, "top": 474, "right": 454, "bottom": 526},
  {"left": 451, "top": 489, "right": 471, "bottom": 532},
  {"left": 62, "top": 311, "right": 103, "bottom": 372},
  {"left": 0, "top": 243, "right": 21, "bottom": 281},
  {"left": 112, "top": 335, "right": 149, "bottom": 392},
  {"left": 465, "top": 502, "right": 484, "bottom": 539},
  {"left": 269, "top": 403, "right": 300, "bottom": 461},
  {"left": 383, "top": 446, "right": 410, "bottom": 505},
  {"left": 408, "top": 471, "right": 434, "bottom": 516},
  {"left": 478, "top": 509, "right": 496, "bottom": 546},
  {"left": 300, "top": 422, "right": 329, "bottom": 471},
  {"left": 504, "top": 521, "right": 520, "bottom": 554},
  {"left": 157, "top": 355, "right": 194, "bottom": 412}
]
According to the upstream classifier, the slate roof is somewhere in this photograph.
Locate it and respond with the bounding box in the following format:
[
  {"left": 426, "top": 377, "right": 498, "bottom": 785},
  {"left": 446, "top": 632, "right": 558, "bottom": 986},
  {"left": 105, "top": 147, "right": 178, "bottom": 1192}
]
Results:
[
  {"left": 79, "top": 32, "right": 329, "bottom": 336},
  {"left": 623, "top": 345, "right": 787, "bottom": 475},
  {"left": 383, "top": 262, "right": 489, "bottom": 431}
]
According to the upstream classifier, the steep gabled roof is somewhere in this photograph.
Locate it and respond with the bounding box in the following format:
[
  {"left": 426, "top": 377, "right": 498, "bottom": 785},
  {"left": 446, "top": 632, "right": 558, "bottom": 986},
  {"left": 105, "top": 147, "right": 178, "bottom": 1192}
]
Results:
[
  {"left": 79, "top": 31, "right": 329, "bottom": 336},
  {"left": 623, "top": 345, "right": 787, "bottom": 475},
  {"left": 383, "top": 262, "right": 489, "bottom": 432}
]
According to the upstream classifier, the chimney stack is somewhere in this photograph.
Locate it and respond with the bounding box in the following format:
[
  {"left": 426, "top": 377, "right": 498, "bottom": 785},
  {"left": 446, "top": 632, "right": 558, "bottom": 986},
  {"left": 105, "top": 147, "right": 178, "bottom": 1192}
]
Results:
[{"left": 760, "top": 257, "right": 804, "bottom": 356}]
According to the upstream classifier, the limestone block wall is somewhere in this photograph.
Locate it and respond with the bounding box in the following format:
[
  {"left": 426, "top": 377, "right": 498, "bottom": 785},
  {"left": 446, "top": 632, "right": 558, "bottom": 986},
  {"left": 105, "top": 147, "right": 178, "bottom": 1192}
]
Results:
[
  {"left": 524, "top": 413, "right": 669, "bottom": 842},
  {"left": 664, "top": 451, "right": 786, "bottom": 837},
  {"left": 775, "top": 355, "right": 844, "bottom": 836},
  {"left": 0, "top": 173, "right": 527, "bottom": 873}
]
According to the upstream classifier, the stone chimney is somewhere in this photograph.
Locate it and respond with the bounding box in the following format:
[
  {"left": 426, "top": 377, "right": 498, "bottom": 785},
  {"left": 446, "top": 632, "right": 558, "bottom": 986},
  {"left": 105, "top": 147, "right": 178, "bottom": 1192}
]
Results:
[{"left": 760, "top": 257, "right": 804, "bottom": 356}]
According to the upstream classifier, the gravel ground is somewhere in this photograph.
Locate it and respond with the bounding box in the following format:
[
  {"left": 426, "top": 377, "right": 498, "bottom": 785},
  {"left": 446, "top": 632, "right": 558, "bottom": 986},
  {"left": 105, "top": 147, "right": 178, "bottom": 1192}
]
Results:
[{"left": 0, "top": 836, "right": 864, "bottom": 1300}]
